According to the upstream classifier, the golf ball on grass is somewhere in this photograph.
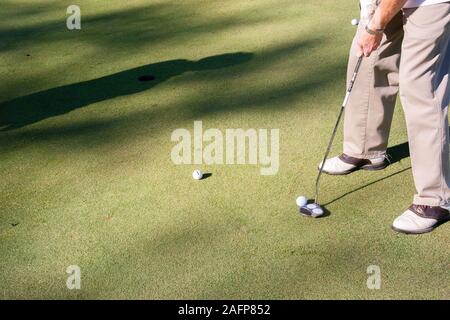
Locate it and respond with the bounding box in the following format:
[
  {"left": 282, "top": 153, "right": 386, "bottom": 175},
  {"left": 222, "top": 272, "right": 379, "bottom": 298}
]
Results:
[
  {"left": 192, "top": 169, "right": 203, "bottom": 180},
  {"left": 351, "top": 18, "right": 359, "bottom": 26},
  {"left": 296, "top": 196, "right": 308, "bottom": 207}
]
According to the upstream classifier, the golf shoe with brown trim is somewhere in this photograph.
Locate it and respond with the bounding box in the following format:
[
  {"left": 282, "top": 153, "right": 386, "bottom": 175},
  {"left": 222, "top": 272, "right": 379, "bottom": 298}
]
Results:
[
  {"left": 318, "top": 153, "right": 388, "bottom": 175},
  {"left": 392, "top": 204, "right": 450, "bottom": 234}
]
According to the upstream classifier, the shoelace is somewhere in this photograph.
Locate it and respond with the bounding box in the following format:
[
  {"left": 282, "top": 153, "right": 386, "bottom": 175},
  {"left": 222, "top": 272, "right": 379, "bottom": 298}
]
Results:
[{"left": 414, "top": 204, "right": 429, "bottom": 213}]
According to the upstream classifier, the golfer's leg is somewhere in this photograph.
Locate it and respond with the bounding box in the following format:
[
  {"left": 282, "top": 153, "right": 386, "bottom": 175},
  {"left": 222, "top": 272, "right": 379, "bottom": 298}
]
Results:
[
  {"left": 400, "top": 3, "right": 450, "bottom": 206},
  {"left": 343, "top": 12, "right": 403, "bottom": 159}
]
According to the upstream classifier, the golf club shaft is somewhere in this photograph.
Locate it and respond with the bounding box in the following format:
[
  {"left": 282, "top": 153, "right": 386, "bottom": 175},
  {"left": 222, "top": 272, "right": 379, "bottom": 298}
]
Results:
[{"left": 314, "top": 56, "right": 363, "bottom": 204}]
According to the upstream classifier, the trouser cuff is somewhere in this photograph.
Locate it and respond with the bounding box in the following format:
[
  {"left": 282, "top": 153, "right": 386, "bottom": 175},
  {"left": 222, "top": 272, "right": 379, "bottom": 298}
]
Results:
[
  {"left": 413, "top": 195, "right": 447, "bottom": 207},
  {"left": 342, "top": 150, "right": 386, "bottom": 160}
]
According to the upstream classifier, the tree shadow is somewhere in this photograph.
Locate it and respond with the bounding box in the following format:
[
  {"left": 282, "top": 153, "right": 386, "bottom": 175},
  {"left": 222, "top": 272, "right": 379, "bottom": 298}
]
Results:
[
  {"left": 0, "top": 52, "right": 253, "bottom": 131},
  {"left": 0, "top": 1, "right": 297, "bottom": 54}
]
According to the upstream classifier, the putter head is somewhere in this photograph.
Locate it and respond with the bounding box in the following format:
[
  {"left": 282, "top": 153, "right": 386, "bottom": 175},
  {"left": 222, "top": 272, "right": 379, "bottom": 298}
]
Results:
[{"left": 299, "top": 202, "right": 325, "bottom": 218}]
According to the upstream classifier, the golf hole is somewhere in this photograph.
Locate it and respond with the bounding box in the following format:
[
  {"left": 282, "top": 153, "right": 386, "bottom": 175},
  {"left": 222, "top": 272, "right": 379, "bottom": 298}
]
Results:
[{"left": 138, "top": 75, "right": 155, "bottom": 82}]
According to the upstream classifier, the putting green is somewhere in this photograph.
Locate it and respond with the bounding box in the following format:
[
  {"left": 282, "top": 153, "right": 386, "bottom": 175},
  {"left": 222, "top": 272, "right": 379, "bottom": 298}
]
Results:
[{"left": 0, "top": 0, "right": 448, "bottom": 299}]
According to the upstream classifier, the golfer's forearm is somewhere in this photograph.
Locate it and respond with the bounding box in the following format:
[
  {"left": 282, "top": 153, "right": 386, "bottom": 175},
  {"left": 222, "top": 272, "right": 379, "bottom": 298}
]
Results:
[{"left": 369, "top": 0, "right": 407, "bottom": 30}]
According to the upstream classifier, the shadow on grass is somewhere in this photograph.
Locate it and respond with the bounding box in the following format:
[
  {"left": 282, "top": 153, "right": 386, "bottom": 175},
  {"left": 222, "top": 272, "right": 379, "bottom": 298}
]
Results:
[
  {"left": 323, "top": 166, "right": 411, "bottom": 206},
  {"left": 201, "top": 173, "right": 213, "bottom": 180},
  {"left": 387, "top": 141, "right": 409, "bottom": 164},
  {"left": 0, "top": 52, "right": 253, "bottom": 131},
  {"left": 315, "top": 138, "right": 412, "bottom": 207},
  {"left": 0, "top": 1, "right": 292, "bottom": 53},
  {"left": 0, "top": 37, "right": 333, "bottom": 139}
]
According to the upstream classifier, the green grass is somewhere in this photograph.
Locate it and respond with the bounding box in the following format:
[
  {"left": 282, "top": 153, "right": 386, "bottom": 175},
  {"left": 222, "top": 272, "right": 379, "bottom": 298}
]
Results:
[{"left": 0, "top": 0, "right": 449, "bottom": 299}]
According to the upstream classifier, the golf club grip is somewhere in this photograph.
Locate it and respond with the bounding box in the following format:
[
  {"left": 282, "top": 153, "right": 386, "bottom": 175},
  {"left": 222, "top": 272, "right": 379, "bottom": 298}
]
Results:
[{"left": 314, "top": 56, "right": 363, "bottom": 203}]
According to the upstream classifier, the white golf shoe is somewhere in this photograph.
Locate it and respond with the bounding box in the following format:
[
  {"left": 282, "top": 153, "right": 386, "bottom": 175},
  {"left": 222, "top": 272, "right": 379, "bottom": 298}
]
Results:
[
  {"left": 318, "top": 153, "right": 388, "bottom": 175},
  {"left": 392, "top": 204, "right": 450, "bottom": 234}
]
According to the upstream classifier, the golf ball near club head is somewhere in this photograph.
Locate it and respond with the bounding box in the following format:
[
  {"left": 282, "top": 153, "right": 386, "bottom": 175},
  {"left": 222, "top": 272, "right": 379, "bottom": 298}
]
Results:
[
  {"left": 296, "top": 196, "right": 308, "bottom": 207},
  {"left": 351, "top": 18, "right": 359, "bottom": 26},
  {"left": 192, "top": 169, "right": 203, "bottom": 180}
]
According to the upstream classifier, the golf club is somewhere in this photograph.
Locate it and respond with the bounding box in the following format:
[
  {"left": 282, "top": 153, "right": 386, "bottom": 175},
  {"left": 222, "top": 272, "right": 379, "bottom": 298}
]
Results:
[{"left": 300, "top": 56, "right": 363, "bottom": 218}]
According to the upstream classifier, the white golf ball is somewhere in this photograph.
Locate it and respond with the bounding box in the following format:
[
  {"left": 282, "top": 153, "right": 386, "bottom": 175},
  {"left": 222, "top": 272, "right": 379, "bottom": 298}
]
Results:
[
  {"left": 192, "top": 169, "right": 203, "bottom": 180},
  {"left": 351, "top": 18, "right": 359, "bottom": 26},
  {"left": 296, "top": 196, "right": 308, "bottom": 207}
]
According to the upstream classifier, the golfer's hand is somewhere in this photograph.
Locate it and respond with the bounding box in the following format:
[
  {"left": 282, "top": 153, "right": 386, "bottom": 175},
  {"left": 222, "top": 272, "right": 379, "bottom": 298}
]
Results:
[{"left": 356, "top": 29, "right": 382, "bottom": 57}]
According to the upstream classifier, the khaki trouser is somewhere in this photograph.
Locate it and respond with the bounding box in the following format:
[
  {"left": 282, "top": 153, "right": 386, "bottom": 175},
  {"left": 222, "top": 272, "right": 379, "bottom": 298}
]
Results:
[{"left": 344, "top": 2, "right": 450, "bottom": 206}]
